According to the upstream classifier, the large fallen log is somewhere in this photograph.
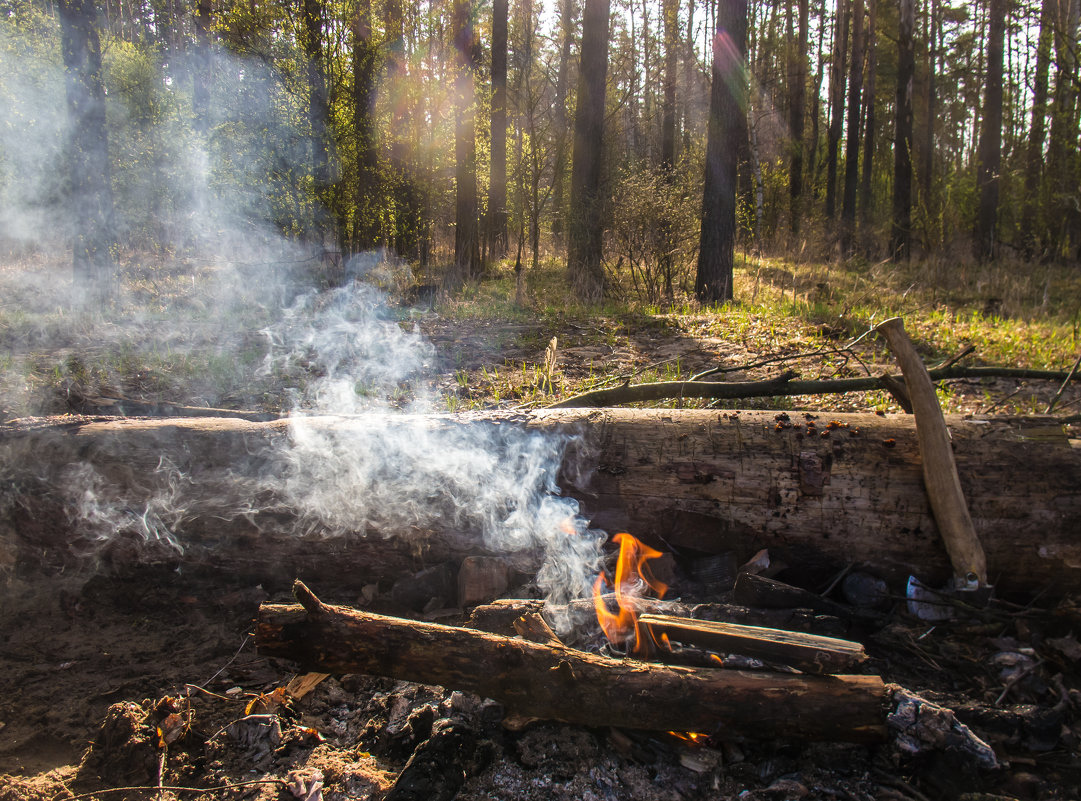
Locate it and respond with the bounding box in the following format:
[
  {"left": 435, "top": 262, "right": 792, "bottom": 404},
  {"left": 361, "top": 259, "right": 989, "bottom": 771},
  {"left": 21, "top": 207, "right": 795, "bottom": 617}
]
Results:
[
  {"left": 1, "top": 409, "right": 1078, "bottom": 595},
  {"left": 256, "top": 582, "right": 887, "bottom": 742}
]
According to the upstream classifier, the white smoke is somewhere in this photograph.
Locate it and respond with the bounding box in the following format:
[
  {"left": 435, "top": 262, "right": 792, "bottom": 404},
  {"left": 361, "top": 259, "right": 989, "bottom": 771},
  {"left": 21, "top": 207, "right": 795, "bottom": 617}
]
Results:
[{"left": 0, "top": 12, "right": 605, "bottom": 608}]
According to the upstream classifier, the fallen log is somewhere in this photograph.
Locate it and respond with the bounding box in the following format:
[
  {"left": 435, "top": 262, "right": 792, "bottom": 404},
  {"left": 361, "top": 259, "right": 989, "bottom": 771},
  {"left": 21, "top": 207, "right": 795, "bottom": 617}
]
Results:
[
  {"left": 256, "top": 582, "right": 887, "bottom": 743},
  {"left": 1, "top": 409, "right": 1078, "bottom": 595}
]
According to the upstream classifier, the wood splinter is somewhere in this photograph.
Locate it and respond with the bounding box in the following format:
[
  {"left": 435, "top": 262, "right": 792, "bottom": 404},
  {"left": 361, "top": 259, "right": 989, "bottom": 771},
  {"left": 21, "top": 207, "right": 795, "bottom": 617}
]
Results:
[{"left": 256, "top": 581, "right": 887, "bottom": 743}]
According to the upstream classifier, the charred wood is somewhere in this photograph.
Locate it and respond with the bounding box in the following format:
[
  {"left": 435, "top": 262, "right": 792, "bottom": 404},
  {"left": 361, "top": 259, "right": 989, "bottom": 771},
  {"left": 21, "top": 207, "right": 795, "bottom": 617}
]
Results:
[{"left": 256, "top": 582, "right": 888, "bottom": 743}]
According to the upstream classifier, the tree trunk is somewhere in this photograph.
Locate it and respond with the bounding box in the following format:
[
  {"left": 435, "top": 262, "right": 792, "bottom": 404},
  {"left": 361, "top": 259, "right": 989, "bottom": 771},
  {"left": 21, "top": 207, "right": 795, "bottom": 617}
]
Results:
[
  {"left": 353, "top": 0, "right": 380, "bottom": 250},
  {"left": 920, "top": 0, "right": 938, "bottom": 211},
  {"left": 825, "top": 0, "right": 849, "bottom": 219},
  {"left": 567, "top": 0, "right": 610, "bottom": 303},
  {"left": 973, "top": 0, "right": 1006, "bottom": 263},
  {"left": 256, "top": 582, "right": 888, "bottom": 742},
  {"left": 301, "top": 0, "right": 333, "bottom": 242},
  {"left": 840, "top": 0, "right": 864, "bottom": 254},
  {"left": 695, "top": 0, "right": 748, "bottom": 304},
  {"left": 58, "top": 0, "right": 116, "bottom": 299},
  {"left": 788, "top": 0, "right": 809, "bottom": 234},
  {"left": 550, "top": 0, "right": 577, "bottom": 241},
  {"left": 453, "top": 0, "right": 483, "bottom": 282},
  {"left": 890, "top": 0, "right": 915, "bottom": 261},
  {"left": 661, "top": 0, "right": 679, "bottom": 169},
  {"left": 192, "top": 0, "right": 212, "bottom": 135},
  {"left": 5, "top": 410, "right": 1080, "bottom": 597},
  {"left": 1046, "top": 0, "right": 1081, "bottom": 261},
  {"left": 1019, "top": 0, "right": 1054, "bottom": 258},
  {"left": 858, "top": 0, "right": 876, "bottom": 236},
  {"left": 488, "top": 0, "right": 509, "bottom": 260}
]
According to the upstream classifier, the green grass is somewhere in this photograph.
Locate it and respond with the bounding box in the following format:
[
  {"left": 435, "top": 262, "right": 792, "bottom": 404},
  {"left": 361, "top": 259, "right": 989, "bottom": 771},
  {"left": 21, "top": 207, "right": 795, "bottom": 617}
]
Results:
[{"left": 0, "top": 249, "right": 1075, "bottom": 419}]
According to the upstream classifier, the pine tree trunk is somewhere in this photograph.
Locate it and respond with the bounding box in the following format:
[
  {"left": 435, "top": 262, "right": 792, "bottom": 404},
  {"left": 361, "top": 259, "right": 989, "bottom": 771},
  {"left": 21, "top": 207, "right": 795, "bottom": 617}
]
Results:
[
  {"left": 453, "top": 0, "right": 483, "bottom": 282},
  {"left": 661, "top": 0, "right": 679, "bottom": 169},
  {"left": 550, "top": 0, "right": 576, "bottom": 241},
  {"left": 788, "top": 0, "right": 808, "bottom": 234},
  {"left": 567, "top": 0, "right": 610, "bottom": 303},
  {"left": 825, "top": 0, "right": 849, "bottom": 220},
  {"left": 353, "top": 0, "right": 380, "bottom": 250},
  {"left": 890, "top": 0, "right": 914, "bottom": 261},
  {"left": 1046, "top": 0, "right": 1081, "bottom": 260},
  {"left": 1020, "top": 0, "right": 1054, "bottom": 258},
  {"left": 58, "top": 0, "right": 115, "bottom": 300},
  {"left": 858, "top": 0, "right": 876, "bottom": 237},
  {"left": 301, "top": 0, "right": 332, "bottom": 242},
  {"left": 192, "top": 0, "right": 212, "bottom": 135},
  {"left": 695, "top": 0, "right": 748, "bottom": 303},
  {"left": 920, "top": 0, "right": 937, "bottom": 211},
  {"left": 973, "top": 0, "right": 1006, "bottom": 263},
  {"left": 488, "top": 0, "right": 509, "bottom": 259},
  {"left": 840, "top": 0, "right": 864, "bottom": 254}
]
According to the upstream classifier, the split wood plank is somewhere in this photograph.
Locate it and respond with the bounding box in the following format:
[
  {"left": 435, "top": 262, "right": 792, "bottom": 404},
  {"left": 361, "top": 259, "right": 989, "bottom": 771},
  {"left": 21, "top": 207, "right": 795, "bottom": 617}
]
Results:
[{"left": 638, "top": 613, "right": 867, "bottom": 675}]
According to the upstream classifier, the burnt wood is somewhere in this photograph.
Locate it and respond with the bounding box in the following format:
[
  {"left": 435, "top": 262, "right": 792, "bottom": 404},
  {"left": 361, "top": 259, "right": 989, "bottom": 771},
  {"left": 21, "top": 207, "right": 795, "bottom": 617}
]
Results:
[
  {"left": 256, "top": 582, "right": 887, "bottom": 742},
  {"left": 637, "top": 613, "right": 867, "bottom": 675}
]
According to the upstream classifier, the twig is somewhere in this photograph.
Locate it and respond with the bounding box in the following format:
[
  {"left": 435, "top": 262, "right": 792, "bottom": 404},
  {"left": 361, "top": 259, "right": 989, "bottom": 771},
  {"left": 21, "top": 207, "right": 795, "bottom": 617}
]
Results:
[
  {"left": 930, "top": 344, "right": 976, "bottom": 371},
  {"left": 54, "top": 778, "right": 286, "bottom": 801},
  {"left": 187, "top": 634, "right": 250, "bottom": 695},
  {"left": 1046, "top": 353, "right": 1081, "bottom": 413}
]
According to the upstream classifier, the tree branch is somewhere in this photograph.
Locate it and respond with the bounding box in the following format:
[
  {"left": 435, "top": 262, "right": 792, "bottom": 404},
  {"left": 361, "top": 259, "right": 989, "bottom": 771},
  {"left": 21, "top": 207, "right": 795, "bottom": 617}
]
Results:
[{"left": 548, "top": 366, "right": 1081, "bottom": 409}]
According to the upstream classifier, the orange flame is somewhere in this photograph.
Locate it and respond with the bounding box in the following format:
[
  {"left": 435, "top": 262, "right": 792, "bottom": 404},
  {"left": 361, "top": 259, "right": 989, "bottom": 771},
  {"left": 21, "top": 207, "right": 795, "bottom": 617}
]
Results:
[{"left": 593, "top": 532, "right": 668, "bottom": 656}]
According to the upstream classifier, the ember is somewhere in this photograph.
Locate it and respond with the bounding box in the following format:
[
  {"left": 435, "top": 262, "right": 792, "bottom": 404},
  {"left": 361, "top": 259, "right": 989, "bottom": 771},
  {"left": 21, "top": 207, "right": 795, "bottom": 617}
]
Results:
[{"left": 593, "top": 532, "right": 668, "bottom": 656}]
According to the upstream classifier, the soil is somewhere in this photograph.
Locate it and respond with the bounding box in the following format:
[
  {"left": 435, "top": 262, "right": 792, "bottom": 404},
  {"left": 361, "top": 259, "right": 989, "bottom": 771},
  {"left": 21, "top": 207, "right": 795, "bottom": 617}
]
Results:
[{"left": 3, "top": 313, "right": 1081, "bottom": 801}]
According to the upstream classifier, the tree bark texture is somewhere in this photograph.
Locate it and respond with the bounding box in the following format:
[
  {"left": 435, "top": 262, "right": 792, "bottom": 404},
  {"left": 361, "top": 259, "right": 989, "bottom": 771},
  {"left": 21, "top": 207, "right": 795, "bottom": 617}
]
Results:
[
  {"left": 550, "top": 0, "right": 577, "bottom": 240},
  {"left": 352, "top": 0, "right": 380, "bottom": 250},
  {"left": 825, "top": 0, "right": 849, "bottom": 220},
  {"left": 488, "top": 0, "right": 509, "bottom": 259},
  {"left": 255, "top": 583, "right": 888, "bottom": 742},
  {"left": 58, "top": 0, "right": 116, "bottom": 295},
  {"left": 858, "top": 0, "right": 876, "bottom": 230},
  {"left": 301, "top": 0, "right": 332, "bottom": 239},
  {"left": 3, "top": 410, "right": 1079, "bottom": 596},
  {"left": 695, "top": 0, "right": 747, "bottom": 304},
  {"left": 840, "top": 0, "right": 864, "bottom": 254},
  {"left": 567, "top": 0, "right": 610, "bottom": 302},
  {"left": 453, "top": 0, "right": 483, "bottom": 281},
  {"left": 1020, "top": 0, "right": 1055, "bottom": 257},
  {"left": 788, "top": 0, "right": 809, "bottom": 233},
  {"left": 891, "top": 0, "right": 915, "bottom": 261},
  {"left": 973, "top": 0, "right": 1006, "bottom": 263}
]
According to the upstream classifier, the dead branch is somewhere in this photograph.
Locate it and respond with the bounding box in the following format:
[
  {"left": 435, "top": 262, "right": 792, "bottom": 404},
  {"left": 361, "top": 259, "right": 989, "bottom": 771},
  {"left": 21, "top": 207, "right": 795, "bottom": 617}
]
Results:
[{"left": 548, "top": 365, "right": 1081, "bottom": 409}]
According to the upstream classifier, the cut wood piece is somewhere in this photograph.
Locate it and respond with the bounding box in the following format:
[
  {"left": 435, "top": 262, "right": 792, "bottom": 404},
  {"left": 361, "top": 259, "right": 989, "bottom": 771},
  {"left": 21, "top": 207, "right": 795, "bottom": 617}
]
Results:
[
  {"left": 875, "top": 317, "right": 988, "bottom": 588},
  {"left": 638, "top": 614, "right": 866, "bottom": 675},
  {"left": 256, "top": 582, "right": 888, "bottom": 743},
  {"left": 3, "top": 410, "right": 1079, "bottom": 595}
]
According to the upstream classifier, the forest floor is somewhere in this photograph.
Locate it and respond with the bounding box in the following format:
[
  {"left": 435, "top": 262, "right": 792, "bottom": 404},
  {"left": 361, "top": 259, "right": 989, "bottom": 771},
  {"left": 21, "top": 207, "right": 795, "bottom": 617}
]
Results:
[{"left": 1, "top": 251, "right": 1080, "bottom": 801}]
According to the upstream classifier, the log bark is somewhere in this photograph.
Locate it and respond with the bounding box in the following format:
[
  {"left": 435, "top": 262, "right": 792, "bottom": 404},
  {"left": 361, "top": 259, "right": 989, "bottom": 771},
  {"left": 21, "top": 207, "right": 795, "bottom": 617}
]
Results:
[
  {"left": 2, "top": 410, "right": 1079, "bottom": 596},
  {"left": 256, "top": 582, "right": 887, "bottom": 742}
]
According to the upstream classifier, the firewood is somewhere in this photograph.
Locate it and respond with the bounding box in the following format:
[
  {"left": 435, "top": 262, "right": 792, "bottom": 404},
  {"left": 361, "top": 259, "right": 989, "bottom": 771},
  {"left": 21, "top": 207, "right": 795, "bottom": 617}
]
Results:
[
  {"left": 875, "top": 317, "right": 988, "bottom": 588},
  {"left": 255, "top": 581, "right": 888, "bottom": 743},
  {"left": 637, "top": 614, "right": 867, "bottom": 675}
]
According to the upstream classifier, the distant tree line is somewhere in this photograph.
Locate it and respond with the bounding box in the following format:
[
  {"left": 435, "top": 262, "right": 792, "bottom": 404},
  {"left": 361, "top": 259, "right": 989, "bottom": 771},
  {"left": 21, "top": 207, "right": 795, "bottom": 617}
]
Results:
[{"left": 1, "top": 0, "right": 1078, "bottom": 304}]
